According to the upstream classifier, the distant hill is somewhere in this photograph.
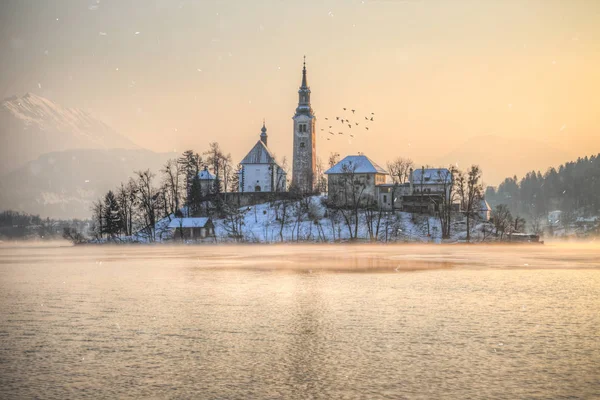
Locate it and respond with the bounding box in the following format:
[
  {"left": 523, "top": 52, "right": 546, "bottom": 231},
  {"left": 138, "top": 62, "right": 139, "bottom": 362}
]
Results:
[
  {"left": 0, "top": 92, "right": 138, "bottom": 174},
  {"left": 0, "top": 149, "right": 175, "bottom": 219},
  {"left": 436, "top": 135, "right": 571, "bottom": 186}
]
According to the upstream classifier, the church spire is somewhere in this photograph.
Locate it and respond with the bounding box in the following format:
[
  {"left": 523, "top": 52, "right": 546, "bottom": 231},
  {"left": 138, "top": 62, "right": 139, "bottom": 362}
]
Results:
[
  {"left": 260, "top": 119, "right": 268, "bottom": 146},
  {"left": 296, "top": 56, "right": 312, "bottom": 116},
  {"left": 301, "top": 55, "right": 308, "bottom": 88}
]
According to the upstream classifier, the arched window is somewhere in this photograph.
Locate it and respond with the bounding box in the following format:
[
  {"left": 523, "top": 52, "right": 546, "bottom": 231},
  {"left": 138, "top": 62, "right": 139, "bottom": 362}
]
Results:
[
  {"left": 255, "top": 185, "right": 261, "bottom": 192},
  {"left": 300, "top": 142, "right": 305, "bottom": 148}
]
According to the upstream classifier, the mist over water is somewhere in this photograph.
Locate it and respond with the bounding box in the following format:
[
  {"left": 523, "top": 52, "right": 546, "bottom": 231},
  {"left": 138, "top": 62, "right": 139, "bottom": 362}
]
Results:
[{"left": 0, "top": 243, "right": 599, "bottom": 399}]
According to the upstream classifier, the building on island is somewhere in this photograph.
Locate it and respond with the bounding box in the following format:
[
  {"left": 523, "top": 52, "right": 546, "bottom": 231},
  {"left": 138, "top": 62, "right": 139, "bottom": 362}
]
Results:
[
  {"left": 198, "top": 166, "right": 216, "bottom": 196},
  {"left": 291, "top": 57, "right": 317, "bottom": 193},
  {"left": 238, "top": 122, "right": 287, "bottom": 193},
  {"left": 325, "top": 155, "right": 389, "bottom": 206},
  {"left": 479, "top": 199, "right": 492, "bottom": 221},
  {"left": 168, "top": 217, "right": 215, "bottom": 240},
  {"left": 401, "top": 167, "right": 454, "bottom": 213},
  {"left": 324, "top": 156, "right": 461, "bottom": 213},
  {"left": 410, "top": 168, "right": 453, "bottom": 196}
]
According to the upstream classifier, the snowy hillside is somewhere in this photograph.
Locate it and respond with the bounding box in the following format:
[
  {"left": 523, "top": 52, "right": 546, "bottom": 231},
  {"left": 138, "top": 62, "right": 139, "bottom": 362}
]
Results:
[
  {"left": 0, "top": 93, "right": 138, "bottom": 174},
  {"left": 161, "top": 197, "right": 492, "bottom": 244}
]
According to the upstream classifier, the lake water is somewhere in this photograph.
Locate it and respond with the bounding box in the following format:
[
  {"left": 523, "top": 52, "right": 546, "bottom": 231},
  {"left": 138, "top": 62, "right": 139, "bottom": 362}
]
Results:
[{"left": 0, "top": 242, "right": 599, "bottom": 399}]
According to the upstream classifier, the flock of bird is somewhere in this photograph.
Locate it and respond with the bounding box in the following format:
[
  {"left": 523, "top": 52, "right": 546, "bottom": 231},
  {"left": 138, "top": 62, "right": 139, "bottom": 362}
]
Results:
[{"left": 319, "top": 108, "right": 376, "bottom": 142}]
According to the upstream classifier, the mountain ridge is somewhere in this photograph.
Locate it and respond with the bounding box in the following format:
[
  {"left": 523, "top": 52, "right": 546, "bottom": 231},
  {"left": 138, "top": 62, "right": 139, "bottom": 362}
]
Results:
[{"left": 0, "top": 92, "right": 139, "bottom": 174}]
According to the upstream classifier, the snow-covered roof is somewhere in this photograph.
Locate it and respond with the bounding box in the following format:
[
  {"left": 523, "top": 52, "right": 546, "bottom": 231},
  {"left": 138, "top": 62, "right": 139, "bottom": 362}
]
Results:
[
  {"left": 240, "top": 140, "right": 279, "bottom": 165},
  {"left": 198, "top": 168, "right": 215, "bottom": 180},
  {"left": 325, "top": 155, "right": 388, "bottom": 175},
  {"left": 167, "top": 218, "right": 211, "bottom": 228},
  {"left": 412, "top": 168, "right": 452, "bottom": 184}
]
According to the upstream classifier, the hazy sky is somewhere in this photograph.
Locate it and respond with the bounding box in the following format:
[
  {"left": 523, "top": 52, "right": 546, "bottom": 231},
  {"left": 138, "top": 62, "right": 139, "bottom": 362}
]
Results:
[{"left": 1, "top": 0, "right": 599, "bottom": 184}]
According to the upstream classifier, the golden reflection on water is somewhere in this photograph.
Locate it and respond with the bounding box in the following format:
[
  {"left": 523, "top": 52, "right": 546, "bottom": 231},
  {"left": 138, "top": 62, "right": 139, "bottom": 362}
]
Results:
[{"left": 0, "top": 242, "right": 599, "bottom": 399}]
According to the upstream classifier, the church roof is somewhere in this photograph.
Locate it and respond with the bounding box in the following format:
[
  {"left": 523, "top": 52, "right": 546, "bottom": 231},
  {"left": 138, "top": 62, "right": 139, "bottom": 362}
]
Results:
[
  {"left": 325, "top": 155, "right": 389, "bottom": 175},
  {"left": 198, "top": 168, "right": 215, "bottom": 180},
  {"left": 240, "top": 140, "right": 278, "bottom": 165},
  {"left": 412, "top": 168, "right": 452, "bottom": 184}
]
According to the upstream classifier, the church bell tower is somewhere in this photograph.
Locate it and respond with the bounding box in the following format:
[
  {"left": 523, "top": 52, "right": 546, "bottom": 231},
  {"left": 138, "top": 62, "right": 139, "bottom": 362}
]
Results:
[{"left": 291, "top": 56, "right": 316, "bottom": 193}]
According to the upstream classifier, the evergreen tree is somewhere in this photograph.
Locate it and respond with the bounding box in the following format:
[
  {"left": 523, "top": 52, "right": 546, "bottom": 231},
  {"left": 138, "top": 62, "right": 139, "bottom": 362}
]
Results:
[
  {"left": 102, "top": 191, "right": 122, "bottom": 238},
  {"left": 187, "top": 175, "right": 203, "bottom": 216}
]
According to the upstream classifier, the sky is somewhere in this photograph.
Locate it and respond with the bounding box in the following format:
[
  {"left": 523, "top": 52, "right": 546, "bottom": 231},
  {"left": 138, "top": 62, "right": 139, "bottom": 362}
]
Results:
[{"left": 1, "top": 0, "right": 599, "bottom": 184}]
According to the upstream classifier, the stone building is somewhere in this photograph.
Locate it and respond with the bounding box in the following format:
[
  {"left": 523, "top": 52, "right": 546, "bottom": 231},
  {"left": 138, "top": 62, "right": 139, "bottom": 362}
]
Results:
[
  {"left": 325, "top": 155, "right": 389, "bottom": 206},
  {"left": 238, "top": 122, "right": 287, "bottom": 193},
  {"left": 291, "top": 58, "right": 317, "bottom": 193}
]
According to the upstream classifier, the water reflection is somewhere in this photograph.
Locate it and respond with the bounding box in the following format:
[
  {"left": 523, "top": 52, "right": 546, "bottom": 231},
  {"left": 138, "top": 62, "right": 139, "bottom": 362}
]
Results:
[{"left": 0, "top": 243, "right": 598, "bottom": 398}]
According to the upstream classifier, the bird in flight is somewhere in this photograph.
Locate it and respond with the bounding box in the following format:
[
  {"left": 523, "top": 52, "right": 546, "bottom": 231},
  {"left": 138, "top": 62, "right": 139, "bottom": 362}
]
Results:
[
  {"left": 336, "top": 117, "right": 339, "bottom": 120},
  {"left": 351, "top": 109, "right": 356, "bottom": 114},
  {"left": 355, "top": 122, "right": 359, "bottom": 126},
  {"left": 350, "top": 134, "right": 354, "bottom": 138},
  {"left": 343, "top": 108, "right": 347, "bottom": 111},
  {"left": 325, "top": 117, "right": 328, "bottom": 120},
  {"left": 365, "top": 127, "right": 369, "bottom": 130},
  {"left": 329, "top": 125, "right": 332, "bottom": 128},
  {"left": 329, "top": 132, "right": 334, "bottom": 135},
  {"left": 371, "top": 112, "right": 375, "bottom": 115},
  {"left": 348, "top": 124, "right": 352, "bottom": 129},
  {"left": 320, "top": 128, "right": 324, "bottom": 131},
  {"left": 370, "top": 117, "right": 374, "bottom": 121},
  {"left": 338, "top": 132, "right": 344, "bottom": 135},
  {"left": 365, "top": 116, "right": 368, "bottom": 120}
]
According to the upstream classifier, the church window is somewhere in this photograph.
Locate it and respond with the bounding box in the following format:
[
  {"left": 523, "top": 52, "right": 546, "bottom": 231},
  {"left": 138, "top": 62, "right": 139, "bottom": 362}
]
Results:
[
  {"left": 383, "top": 195, "right": 387, "bottom": 203},
  {"left": 255, "top": 185, "right": 261, "bottom": 192},
  {"left": 300, "top": 142, "right": 305, "bottom": 148}
]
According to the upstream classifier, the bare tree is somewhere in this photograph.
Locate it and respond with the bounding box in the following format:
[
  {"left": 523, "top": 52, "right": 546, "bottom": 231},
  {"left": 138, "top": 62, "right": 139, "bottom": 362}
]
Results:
[
  {"left": 134, "top": 170, "right": 160, "bottom": 242},
  {"left": 460, "top": 165, "right": 483, "bottom": 242},
  {"left": 116, "top": 180, "right": 136, "bottom": 236},
  {"left": 365, "top": 202, "right": 384, "bottom": 241},
  {"left": 328, "top": 152, "right": 340, "bottom": 169},
  {"left": 222, "top": 204, "right": 247, "bottom": 241},
  {"left": 161, "top": 158, "right": 183, "bottom": 218},
  {"left": 435, "top": 166, "right": 458, "bottom": 239},
  {"left": 315, "top": 157, "right": 328, "bottom": 194},
  {"left": 492, "top": 204, "right": 513, "bottom": 239},
  {"left": 387, "top": 157, "right": 414, "bottom": 184}
]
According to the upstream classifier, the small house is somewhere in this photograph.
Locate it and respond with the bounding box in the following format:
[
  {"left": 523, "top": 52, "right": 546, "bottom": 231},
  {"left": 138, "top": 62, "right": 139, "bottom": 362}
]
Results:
[{"left": 168, "top": 217, "right": 215, "bottom": 240}]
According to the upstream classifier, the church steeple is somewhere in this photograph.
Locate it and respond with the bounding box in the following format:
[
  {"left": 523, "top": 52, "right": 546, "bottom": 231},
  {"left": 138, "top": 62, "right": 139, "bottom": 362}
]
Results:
[
  {"left": 296, "top": 56, "right": 313, "bottom": 116},
  {"left": 260, "top": 119, "right": 268, "bottom": 146},
  {"left": 301, "top": 56, "right": 308, "bottom": 88},
  {"left": 292, "top": 56, "right": 316, "bottom": 193}
]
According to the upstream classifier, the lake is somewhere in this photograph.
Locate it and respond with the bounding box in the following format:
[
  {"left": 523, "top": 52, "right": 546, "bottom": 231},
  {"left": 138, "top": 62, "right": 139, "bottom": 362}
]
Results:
[{"left": 0, "top": 242, "right": 599, "bottom": 399}]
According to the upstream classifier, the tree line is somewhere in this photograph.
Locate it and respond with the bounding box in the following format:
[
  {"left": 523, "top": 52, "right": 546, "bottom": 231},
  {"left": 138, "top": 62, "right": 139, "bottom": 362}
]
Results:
[
  {"left": 485, "top": 154, "right": 600, "bottom": 226},
  {"left": 91, "top": 142, "right": 237, "bottom": 241}
]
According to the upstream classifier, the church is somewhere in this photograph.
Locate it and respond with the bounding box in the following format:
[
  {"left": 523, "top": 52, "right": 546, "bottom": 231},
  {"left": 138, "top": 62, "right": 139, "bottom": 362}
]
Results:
[
  {"left": 237, "top": 58, "right": 317, "bottom": 194},
  {"left": 237, "top": 122, "right": 287, "bottom": 193}
]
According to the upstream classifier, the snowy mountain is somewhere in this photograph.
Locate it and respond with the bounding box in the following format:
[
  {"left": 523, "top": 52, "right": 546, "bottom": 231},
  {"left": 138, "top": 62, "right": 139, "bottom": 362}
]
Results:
[
  {"left": 436, "top": 135, "right": 571, "bottom": 186},
  {"left": 0, "top": 148, "right": 175, "bottom": 219},
  {"left": 0, "top": 93, "right": 138, "bottom": 174}
]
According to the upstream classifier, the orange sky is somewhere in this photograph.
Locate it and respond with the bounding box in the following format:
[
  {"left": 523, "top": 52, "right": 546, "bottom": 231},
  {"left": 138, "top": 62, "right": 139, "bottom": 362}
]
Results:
[{"left": 1, "top": 0, "right": 599, "bottom": 184}]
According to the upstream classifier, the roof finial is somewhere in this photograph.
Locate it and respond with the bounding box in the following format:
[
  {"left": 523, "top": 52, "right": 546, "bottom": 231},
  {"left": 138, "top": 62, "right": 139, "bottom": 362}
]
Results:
[{"left": 301, "top": 55, "right": 308, "bottom": 88}]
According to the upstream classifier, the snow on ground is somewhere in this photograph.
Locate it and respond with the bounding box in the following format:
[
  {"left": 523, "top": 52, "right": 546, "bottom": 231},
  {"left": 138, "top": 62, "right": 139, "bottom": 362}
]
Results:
[{"left": 210, "top": 196, "right": 476, "bottom": 244}]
